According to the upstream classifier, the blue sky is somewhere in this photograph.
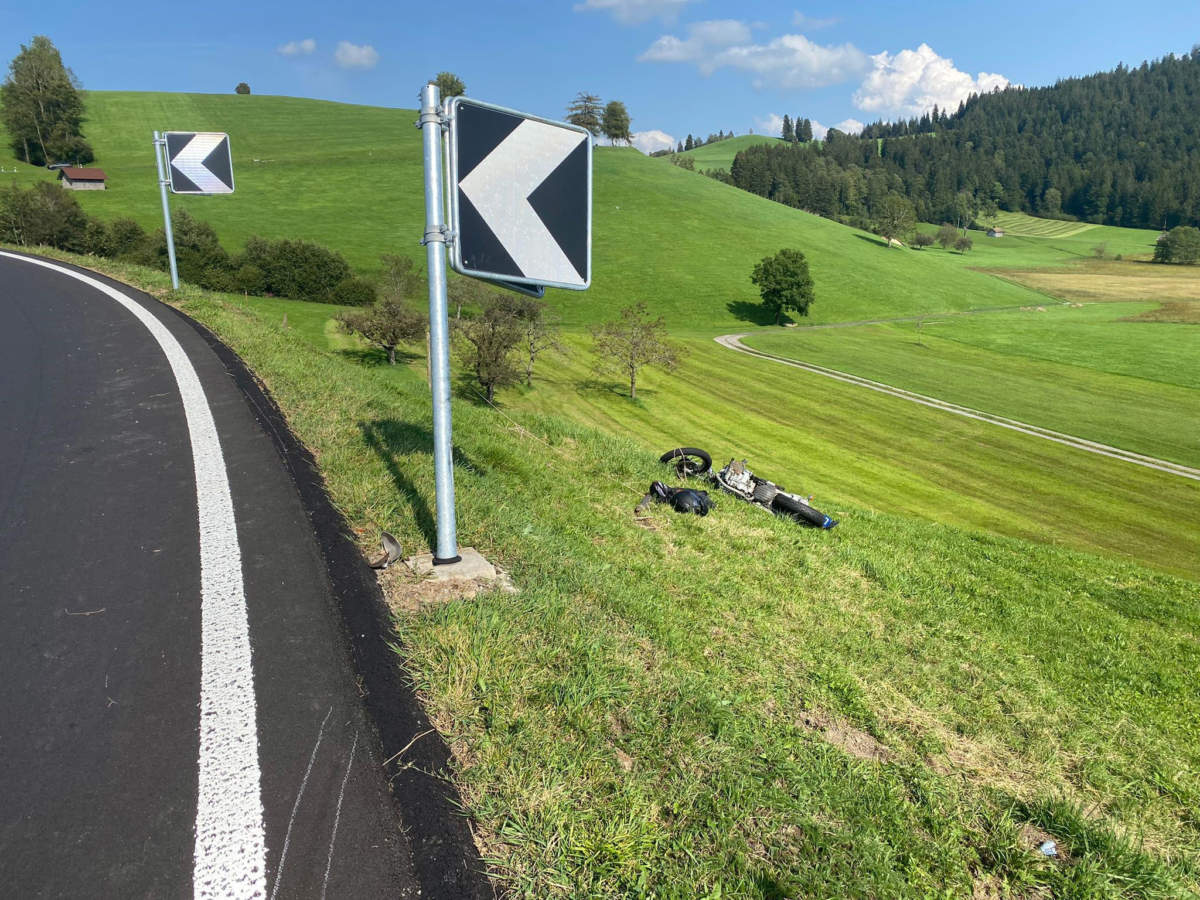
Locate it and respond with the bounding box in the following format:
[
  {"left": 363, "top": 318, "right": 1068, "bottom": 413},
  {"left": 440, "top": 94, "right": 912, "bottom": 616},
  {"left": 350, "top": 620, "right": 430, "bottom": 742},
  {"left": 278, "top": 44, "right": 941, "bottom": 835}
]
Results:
[{"left": 5, "top": 0, "right": 1199, "bottom": 153}]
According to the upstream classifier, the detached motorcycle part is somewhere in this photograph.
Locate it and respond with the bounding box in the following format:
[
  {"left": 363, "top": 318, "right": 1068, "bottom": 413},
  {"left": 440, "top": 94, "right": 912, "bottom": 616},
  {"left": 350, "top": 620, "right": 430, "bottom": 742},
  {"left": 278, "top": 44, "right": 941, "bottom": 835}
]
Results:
[
  {"left": 772, "top": 492, "right": 838, "bottom": 529},
  {"left": 659, "top": 447, "right": 712, "bottom": 477},
  {"left": 636, "top": 480, "right": 712, "bottom": 516}
]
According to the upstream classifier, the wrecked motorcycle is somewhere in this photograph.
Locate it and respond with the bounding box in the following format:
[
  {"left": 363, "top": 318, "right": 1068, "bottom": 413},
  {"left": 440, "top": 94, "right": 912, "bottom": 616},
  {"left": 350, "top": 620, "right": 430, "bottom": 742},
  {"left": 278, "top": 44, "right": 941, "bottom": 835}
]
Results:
[{"left": 659, "top": 447, "right": 838, "bottom": 529}]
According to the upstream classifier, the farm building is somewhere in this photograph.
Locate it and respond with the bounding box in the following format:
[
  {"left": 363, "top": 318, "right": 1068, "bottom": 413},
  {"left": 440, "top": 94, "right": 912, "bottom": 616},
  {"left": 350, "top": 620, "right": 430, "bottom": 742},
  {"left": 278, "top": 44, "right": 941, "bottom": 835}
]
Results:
[
  {"left": 987, "top": 227, "right": 1005, "bottom": 238},
  {"left": 58, "top": 167, "right": 107, "bottom": 190}
]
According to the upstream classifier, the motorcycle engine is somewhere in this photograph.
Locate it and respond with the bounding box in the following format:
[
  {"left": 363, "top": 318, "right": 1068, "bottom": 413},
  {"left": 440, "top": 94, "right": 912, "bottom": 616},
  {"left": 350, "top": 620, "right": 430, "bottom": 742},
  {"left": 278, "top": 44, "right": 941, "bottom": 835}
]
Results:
[{"left": 721, "top": 460, "right": 756, "bottom": 496}]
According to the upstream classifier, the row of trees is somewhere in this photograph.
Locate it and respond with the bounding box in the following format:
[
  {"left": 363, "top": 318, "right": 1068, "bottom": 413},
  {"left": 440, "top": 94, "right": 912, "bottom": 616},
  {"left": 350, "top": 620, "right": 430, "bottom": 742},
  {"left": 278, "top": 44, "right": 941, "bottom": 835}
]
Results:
[
  {"left": 780, "top": 115, "right": 814, "bottom": 143},
  {"left": 339, "top": 269, "right": 682, "bottom": 402},
  {"left": 0, "top": 181, "right": 376, "bottom": 302},
  {"left": 565, "top": 93, "right": 631, "bottom": 144},
  {"left": 731, "top": 50, "right": 1200, "bottom": 231},
  {"left": 1, "top": 35, "right": 94, "bottom": 166}
]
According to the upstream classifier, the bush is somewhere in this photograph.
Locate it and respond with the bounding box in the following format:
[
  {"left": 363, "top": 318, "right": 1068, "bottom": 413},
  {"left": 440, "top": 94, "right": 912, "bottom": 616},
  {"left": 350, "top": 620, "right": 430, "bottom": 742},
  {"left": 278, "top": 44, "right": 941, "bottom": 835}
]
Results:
[
  {"left": 83, "top": 218, "right": 112, "bottom": 256},
  {"left": 233, "top": 264, "right": 265, "bottom": 295},
  {"left": 162, "top": 209, "right": 232, "bottom": 285},
  {"left": 330, "top": 276, "right": 377, "bottom": 306},
  {"left": 107, "top": 218, "right": 150, "bottom": 260},
  {"left": 243, "top": 236, "right": 353, "bottom": 302},
  {"left": 1153, "top": 226, "right": 1200, "bottom": 265},
  {"left": 0, "top": 182, "right": 89, "bottom": 250}
]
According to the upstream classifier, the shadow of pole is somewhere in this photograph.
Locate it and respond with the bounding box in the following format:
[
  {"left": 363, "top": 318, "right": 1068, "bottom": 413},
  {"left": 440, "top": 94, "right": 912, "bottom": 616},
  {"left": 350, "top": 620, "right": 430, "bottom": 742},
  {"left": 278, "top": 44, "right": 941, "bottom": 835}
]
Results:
[{"left": 359, "top": 420, "right": 439, "bottom": 550}]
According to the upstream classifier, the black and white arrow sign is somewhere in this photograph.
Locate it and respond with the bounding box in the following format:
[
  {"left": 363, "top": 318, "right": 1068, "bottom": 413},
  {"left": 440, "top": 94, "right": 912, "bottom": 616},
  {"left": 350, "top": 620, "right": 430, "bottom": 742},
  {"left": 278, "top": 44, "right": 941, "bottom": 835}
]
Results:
[
  {"left": 165, "top": 132, "right": 234, "bottom": 195},
  {"left": 448, "top": 99, "right": 591, "bottom": 291}
]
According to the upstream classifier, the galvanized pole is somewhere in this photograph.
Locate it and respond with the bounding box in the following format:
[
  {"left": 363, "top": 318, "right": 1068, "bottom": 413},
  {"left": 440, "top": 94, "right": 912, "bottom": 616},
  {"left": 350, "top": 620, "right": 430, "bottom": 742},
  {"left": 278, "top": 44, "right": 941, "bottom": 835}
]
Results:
[
  {"left": 152, "top": 131, "right": 180, "bottom": 290},
  {"left": 418, "top": 84, "right": 460, "bottom": 564}
]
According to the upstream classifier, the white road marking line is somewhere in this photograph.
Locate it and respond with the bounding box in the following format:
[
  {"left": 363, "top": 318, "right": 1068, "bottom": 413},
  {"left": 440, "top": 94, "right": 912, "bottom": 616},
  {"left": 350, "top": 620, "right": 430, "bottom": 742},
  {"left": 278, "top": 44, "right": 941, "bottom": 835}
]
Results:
[
  {"left": 2, "top": 253, "right": 266, "bottom": 898},
  {"left": 270, "top": 707, "right": 333, "bottom": 900},
  {"left": 320, "top": 730, "right": 358, "bottom": 900},
  {"left": 716, "top": 333, "right": 1200, "bottom": 481}
]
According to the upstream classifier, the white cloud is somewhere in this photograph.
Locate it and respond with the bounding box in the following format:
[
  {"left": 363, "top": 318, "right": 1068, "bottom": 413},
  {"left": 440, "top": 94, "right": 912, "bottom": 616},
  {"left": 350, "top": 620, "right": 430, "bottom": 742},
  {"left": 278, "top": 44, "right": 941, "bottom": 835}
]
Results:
[
  {"left": 791, "top": 12, "right": 839, "bottom": 29},
  {"left": 640, "top": 20, "right": 753, "bottom": 68},
  {"left": 334, "top": 41, "right": 379, "bottom": 70},
  {"left": 277, "top": 38, "right": 315, "bottom": 56},
  {"left": 632, "top": 129, "right": 677, "bottom": 154},
  {"left": 641, "top": 21, "right": 868, "bottom": 88},
  {"left": 853, "top": 43, "right": 1009, "bottom": 118},
  {"left": 574, "top": 0, "right": 697, "bottom": 24},
  {"left": 754, "top": 113, "right": 785, "bottom": 137},
  {"left": 832, "top": 117, "right": 864, "bottom": 134}
]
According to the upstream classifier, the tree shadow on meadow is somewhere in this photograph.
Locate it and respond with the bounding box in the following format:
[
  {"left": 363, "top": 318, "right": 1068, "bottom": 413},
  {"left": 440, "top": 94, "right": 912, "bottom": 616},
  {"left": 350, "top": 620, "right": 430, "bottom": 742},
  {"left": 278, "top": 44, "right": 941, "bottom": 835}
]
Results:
[
  {"left": 853, "top": 233, "right": 892, "bottom": 249},
  {"left": 358, "top": 419, "right": 480, "bottom": 550},
  {"left": 337, "top": 347, "right": 422, "bottom": 369},
  {"left": 575, "top": 378, "right": 660, "bottom": 402},
  {"left": 726, "top": 299, "right": 792, "bottom": 326}
]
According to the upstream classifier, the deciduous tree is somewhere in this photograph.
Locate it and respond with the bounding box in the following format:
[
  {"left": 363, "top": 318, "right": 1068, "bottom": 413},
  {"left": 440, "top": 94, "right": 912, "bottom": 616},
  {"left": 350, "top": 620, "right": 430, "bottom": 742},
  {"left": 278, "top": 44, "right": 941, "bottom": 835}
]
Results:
[
  {"left": 1, "top": 35, "right": 92, "bottom": 166},
  {"left": 235, "top": 82, "right": 250, "bottom": 95},
  {"left": 455, "top": 292, "right": 525, "bottom": 402},
  {"left": 875, "top": 194, "right": 916, "bottom": 247},
  {"left": 1154, "top": 225, "right": 1200, "bottom": 264},
  {"left": 936, "top": 222, "right": 959, "bottom": 249},
  {"left": 434, "top": 72, "right": 465, "bottom": 97},
  {"left": 591, "top": 302, "right": 681, "bottom": 400},
  {"left": 750, "top": 249, "right": 816, "bottom": 324},
  {"left": 601, "top": 100, "right": 632, "bottom": 145},
  {"left": 337, "top": 298, "right": 426, "bottom": 365}
]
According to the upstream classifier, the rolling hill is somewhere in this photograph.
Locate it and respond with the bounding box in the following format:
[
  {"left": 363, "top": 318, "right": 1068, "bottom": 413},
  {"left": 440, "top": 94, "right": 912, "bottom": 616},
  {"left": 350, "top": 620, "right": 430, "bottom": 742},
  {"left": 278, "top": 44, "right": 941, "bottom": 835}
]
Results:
[
  {"left": 3, "top": 91, "right": 1090, "bottom": 332},
  {"left": 677, "top": 133, "right": 787, "bottom": 172}
]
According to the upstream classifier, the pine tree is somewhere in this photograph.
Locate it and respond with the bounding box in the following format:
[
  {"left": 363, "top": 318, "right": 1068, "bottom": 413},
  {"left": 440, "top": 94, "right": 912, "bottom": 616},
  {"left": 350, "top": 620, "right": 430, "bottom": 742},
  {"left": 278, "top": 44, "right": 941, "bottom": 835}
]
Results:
[{"left": 781, "top": 115, "right": 794, "bottom": 142}]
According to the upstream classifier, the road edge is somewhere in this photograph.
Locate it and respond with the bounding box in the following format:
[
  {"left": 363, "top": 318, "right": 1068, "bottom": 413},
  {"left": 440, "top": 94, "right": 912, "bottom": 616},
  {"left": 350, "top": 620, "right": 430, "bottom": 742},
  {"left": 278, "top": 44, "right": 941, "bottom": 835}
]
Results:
[{"left": 7, "top": 250, "right": 495, "bottom": 900}]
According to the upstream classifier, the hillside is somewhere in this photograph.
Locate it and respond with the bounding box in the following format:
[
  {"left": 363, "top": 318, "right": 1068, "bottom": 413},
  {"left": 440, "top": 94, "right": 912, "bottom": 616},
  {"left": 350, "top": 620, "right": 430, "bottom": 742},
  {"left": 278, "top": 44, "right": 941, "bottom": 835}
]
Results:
[
  {"left": 21, "top": 245, "right": 1200, "bottom": 897},
  {"left": 1, "top": 91, "right": 1088, "bottom": 332},
  {"left": 677, "top": 133, "right": 787, "bottom": 172},
  {"left": 731, "top": 51, "right": 1200, "bottom": 231}
]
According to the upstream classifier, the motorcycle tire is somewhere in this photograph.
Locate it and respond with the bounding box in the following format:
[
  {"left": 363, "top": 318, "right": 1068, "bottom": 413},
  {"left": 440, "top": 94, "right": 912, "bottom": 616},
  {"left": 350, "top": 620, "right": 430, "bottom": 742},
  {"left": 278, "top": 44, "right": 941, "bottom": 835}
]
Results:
[
  {"left": 659, "top": 447, "right": 712, "bottom": 477},
  {"left": 772, "top": 492, "right": 838, "bottom": 529}
]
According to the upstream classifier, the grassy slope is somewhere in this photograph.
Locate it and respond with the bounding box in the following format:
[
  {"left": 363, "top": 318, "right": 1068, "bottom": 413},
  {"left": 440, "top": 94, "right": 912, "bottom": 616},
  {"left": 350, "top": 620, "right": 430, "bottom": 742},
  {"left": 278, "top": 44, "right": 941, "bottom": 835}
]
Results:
[
  {"left": 22, "top": 249, "right": 1200, "bottom": 898},
  {"left": 13, "top": 92, "right": 1190, "bottom": 573},
  {"left": 0, "top": 91, "right": 1057, "bottom": 332},
  {"left": 743, "top": 304, "right": 1200, "bottom": 468},
  {"left": 676, "top": 134, "right": 787, "bottom": 172}
]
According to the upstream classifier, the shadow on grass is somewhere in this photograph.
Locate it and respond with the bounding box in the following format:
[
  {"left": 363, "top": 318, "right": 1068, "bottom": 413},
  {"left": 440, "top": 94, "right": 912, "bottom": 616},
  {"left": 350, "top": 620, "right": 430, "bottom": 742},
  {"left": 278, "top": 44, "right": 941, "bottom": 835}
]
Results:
[
  {"left": 853, "top": 233, "right": 893, "bottom": 249},
  {"left": 338, "top": 347, "right": 421, "bottom": 368},
  {"left": 359, "top": 419, "right": 479, "bottom": 550},
  {"left": 576, "top": 378, "right": 658, "bottom": 402},
  {"left": 727, "top": 299, "right": 792, "bottom": 327}
]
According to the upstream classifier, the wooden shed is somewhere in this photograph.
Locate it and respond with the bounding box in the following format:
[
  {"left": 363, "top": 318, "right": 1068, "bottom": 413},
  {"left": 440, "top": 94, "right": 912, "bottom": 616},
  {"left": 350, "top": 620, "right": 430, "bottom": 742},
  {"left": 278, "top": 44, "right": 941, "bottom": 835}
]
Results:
[{"left": 58, "top": 167, "right": 107, "bottom": 190}]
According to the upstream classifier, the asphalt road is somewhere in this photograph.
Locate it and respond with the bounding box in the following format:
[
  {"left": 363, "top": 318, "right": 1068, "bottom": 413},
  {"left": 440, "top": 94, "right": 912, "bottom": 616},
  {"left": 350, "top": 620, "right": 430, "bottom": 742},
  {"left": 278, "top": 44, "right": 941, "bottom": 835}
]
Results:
[{"left": 0, "top": 252, "right": 490, "bottom": 898}]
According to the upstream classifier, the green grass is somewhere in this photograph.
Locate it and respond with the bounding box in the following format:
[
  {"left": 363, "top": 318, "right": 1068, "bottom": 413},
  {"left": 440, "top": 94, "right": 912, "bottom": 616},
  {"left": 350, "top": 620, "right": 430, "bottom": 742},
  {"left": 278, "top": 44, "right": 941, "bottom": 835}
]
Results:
[
  {"left": 22, "top": 248, "right": 1199, "bottom": 898},
  {"left": 741, "top": 303, "right": 1200, "bottom": 468},
  {"left": 983, "top": 211, "right": 1100, "bottom": 238},
  {"left": 0, "top": 91, "right": 1061, "bottom": 331},
  {"left": 676, "top": 134, "right": 788, "bottom": 172}
]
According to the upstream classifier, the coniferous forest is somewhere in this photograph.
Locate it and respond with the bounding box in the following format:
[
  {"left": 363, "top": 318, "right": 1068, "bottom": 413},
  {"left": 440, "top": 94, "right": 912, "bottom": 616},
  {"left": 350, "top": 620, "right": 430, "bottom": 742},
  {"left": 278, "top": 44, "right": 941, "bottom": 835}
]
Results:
[{"left": 730, "top": 50, "right": 1200, "bottom": 230}]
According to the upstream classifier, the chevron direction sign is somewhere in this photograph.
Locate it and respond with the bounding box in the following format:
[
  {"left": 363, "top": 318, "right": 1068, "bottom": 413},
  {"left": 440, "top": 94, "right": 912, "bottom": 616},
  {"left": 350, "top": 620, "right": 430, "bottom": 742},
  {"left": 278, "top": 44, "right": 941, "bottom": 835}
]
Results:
[
  {"left": 165, "top": 132, "right": 234, "bottom": 194},
  {"left": 447, "top": 98, "right": 591, "bottom": 291}
]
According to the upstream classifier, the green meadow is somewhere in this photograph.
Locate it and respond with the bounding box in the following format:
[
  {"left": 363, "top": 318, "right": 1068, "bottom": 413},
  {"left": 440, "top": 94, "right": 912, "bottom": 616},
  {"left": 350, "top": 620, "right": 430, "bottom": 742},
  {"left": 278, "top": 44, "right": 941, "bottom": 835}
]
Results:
[
  {"left": 743, "top": 303, "right": 1200, "bottom": 468},
  {"left": 676, "top": 133, "right": 787, "bottom": 172},
  {"left": 6, "top": 90, "right": 1200, "bottom": 896}
]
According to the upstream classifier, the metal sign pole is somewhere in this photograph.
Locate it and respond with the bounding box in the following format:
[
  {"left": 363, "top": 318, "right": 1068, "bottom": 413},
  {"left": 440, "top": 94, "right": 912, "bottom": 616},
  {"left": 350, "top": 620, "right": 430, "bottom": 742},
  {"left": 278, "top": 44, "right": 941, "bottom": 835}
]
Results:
[
  {"left": 418, "top": 84, "right": 460, "bottom": 564},
  {"left": 152, "top": 131, "right": 180, "bottom": 290}
]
